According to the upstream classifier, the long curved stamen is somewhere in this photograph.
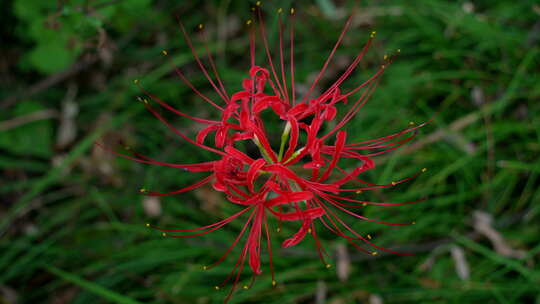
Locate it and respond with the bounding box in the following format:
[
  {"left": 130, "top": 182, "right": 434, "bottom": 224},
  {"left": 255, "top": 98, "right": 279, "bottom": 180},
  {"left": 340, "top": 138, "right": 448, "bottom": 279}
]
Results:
[
  {"left": 136, "top": 89, "right": 218, "bottom": 124},
  {"left": 200, "top": 29, "right": 230, "bottom": 101},
  {"left": 151, "top": 205, "right": 252, "bottom": 234},
  {"left": 263, "top": 212, "right": 276, "bottom": 286},
  {"left": 300, "top": 14, "right": 353, "bottom": 104},
  {"left": 277, "top": 10, "right": 290, "bottom": 104},
  {"left": 321, "top": 80, "right": 380, "bottom": 141},
  {"left": 142, "top": 175, "right": 213, "bottom": 197},
  {"left": 289, "top": 8, "right": 296, "bottom": 104},
  {"left": 158, "top": 53, "right": 224, "bottom": 111},
  {"left": 256, "top": 7, "right": 286, "bottom": 99},
  {"left": 318, "top": 34, "right": 375, "bottom": 101},
  {"left": 205, "top": 207, "right": 257, "bottom": 270},
  {"left": 143, "top": 101, "right": 228, "bottom": 156},
  {"left": 95, "top": 142, "right": 215, "bottom": 171},
  {"left": 177, "top": 20, "right": 229, "bottom": 103}
]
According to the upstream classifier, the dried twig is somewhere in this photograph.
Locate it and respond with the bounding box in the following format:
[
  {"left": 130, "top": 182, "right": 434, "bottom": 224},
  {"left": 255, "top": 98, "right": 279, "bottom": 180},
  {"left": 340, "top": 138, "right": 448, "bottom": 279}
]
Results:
[
  {"left": 0, "top": 109, "right": 58, "bottom": 132},
  {"left": 1, "top": 55, "right": 98, "bottom": 110},
  {"left": 403, "top": 111, "right": 480, "bottom": 154},
  {"left": 369, "top": 294, "right": 384, "bottom": 304},
  {"left": 315, "top": 280, "right": 327, "bottom": 304},
  {"left": 335, "top": 243, "right": 351, "bottom": 282},
  {"left": 56, "top": 83, "right": 79, "bottom": 149},
  {"left": 473, "top": 211, "right": 526, "bottom": 259},
  {"left": 450, "top": 245, "right": 470, "bottom": 280}
]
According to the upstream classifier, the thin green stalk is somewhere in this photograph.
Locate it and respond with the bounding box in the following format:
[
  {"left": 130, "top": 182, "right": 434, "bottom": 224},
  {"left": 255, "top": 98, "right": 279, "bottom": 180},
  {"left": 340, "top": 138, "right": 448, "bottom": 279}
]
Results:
[{"left": 278, "top": 121, "right": 292, "bottom": 162}]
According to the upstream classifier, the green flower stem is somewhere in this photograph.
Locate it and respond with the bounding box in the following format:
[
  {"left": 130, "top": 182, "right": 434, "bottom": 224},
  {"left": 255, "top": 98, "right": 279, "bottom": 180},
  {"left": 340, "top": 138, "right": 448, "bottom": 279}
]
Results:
[
  {"left": 278, "top": 121, "right": 291, "bottom": 162},
  {"left": 253, "top": 135, "right": 274, "bottom": 163},
  {"left": 284, "top": 147, "right": 305, "bottom": 164}
]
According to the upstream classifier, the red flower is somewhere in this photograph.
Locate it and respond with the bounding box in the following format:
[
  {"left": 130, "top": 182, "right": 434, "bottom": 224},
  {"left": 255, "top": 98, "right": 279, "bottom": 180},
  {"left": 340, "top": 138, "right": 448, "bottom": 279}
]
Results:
[{"left": 101, "top": 5, "right": 428, "bottom": 301}]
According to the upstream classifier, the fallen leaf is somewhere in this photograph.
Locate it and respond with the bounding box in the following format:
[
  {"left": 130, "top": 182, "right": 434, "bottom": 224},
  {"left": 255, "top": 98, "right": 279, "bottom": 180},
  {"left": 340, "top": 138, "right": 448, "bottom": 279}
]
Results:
[
  {"left": 0, "top": 285, "right": 17, "bottom": 304},
  {"left": 462, "top": 2, "right": 475, "bottom": 14},
  {"left": 50, "top": 287, "right": 78, "bottom": 304},
  {"left": 450, "top": 245, "right": 470, "bottom": 280},
  {"left": 315, "top": 280, "right": 327, "bottom": 304},
  {"left": 418, "top": 277, "right": 441, "bottom": 289},
  {"left": 195, "top": 184, "right": 222, "bottom": 213},
  {"left": 471, "top": 86, "right": 485, "bottom": 107},
  {"left": 369, "top": 294, "right": 383, "bottom": 304},
  {"left": 418, "top": 245, "right": 448, "bottom": 272},
  {"left": 473, "top": 211, "right": 526, "bottom": 259},
  {"left": 142, "top": 196, "right": 161, "bottom": 218},
  {"left": 56, "top": 83, "right": 78, "bottom": 149},
  {"left": 336, "top": 243, "right": 350, "bottom": 282}
]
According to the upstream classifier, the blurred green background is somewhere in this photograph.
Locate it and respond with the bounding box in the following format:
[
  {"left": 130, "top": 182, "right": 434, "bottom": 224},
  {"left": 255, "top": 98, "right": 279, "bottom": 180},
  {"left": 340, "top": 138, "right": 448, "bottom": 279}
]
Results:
[{"left": 1, "top": 0, "right": 539, "bottom": 303}]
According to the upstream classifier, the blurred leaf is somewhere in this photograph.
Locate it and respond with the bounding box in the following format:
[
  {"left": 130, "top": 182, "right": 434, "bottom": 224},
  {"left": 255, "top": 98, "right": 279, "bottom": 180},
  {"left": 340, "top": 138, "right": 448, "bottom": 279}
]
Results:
[
  {"left": 0, "top": 101, "right": 53, "bottom": 157},
  {"left": 12, "top": 0, "right": 54, "bottom": 21},
  {"left": 119, "top": 0, "right": 152, "bottom": 11},
  {"left": 44, "top": 265, "right": 145, "bottom": 304},
  {"left": 316, "top": 0, "right": 338, "bottom": 19},
  {"left": 28, "top": 41, "right": 76, "bottom": 74},
  {"left": 110, "top": 0, "right": 153, "bottom": 31}
]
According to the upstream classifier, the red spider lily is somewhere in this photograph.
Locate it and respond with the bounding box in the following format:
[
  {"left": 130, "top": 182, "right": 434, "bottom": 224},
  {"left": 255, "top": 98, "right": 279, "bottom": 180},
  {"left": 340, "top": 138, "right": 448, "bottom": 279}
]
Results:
[{"left": 101, "top": 5, "right": 428, "bottom": 301}]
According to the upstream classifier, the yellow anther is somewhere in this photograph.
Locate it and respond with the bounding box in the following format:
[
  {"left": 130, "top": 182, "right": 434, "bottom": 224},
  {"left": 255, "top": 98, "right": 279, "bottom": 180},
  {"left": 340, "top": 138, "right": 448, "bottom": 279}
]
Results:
[
  {"left": 161, "top": 50, "right": 168, "bottom": 56},
  {"left": 162, "top": 232, "right": 167, "bottom": 237},
  {"left": 276, "top": 228, "right": 281, "bottom": 233},
  {"left": 256, "top": 1, "right": 261, "bottom": 6},
  {"left": 272, "top": 280, "right": 277, "bottom": 286},
  {"left": 397, "top": 49, "right": 401, "bottom": 53},
  {"left": 391, "top": 181, "right": 397, "bottom": 185},
  {"left": 307, "top": 228, "right": 312, "bottom": 233},
  {"left": 278, "top": 8, "right": 283, "bottom": 13},
  {"left": 290, "top": 8, "right": 295, "bottom": 14},
  {"left": 246, "top": 19, "right": 252, "bottom": 25},
  {"left": 139, "top": 188, "right": 147, "bottom": 193},
  {"left": 203, "top": 265, "right": 208, "bottom": 270},
  {"left": 370, "top": 31, "right": 376, "bottom": 38},
  {"left": 198, "top": 24, "right": 204, "bottom": 30},
  {"left": 133, "top": 79, "right": 139, "bottom": 84},
  {"left": 251, "top": 7, "right": 255, "bottom": 11},
  {"left": 412, "top": 221, "right": 416, "bottom": 225},
  {"left": 356, "top": 190, "right": 363, "bottom": 194},
  {"left": 214, "top": 286, "right": 220, "bottom": 290},
  {"left": 145, "top": 223, "right": 150, "bottom": 227},
  {"left": 143, "top": 99, "right": 148, "bottom": 104},
  {"left": 422, "top": 168, "right": 427, "bottom": 173},
  {"left": 367, "top": 234, "right": 372, "bottom": 240},
  {"left": 409, "top": 121, "right": 415, "bottom": 126},
  {"left": 381, "top": 64, "right": 386, "bottom": 69},
  {"left": 384, "top": 54, "right": 388, "bottom": 60},
  {"left": 362, "top": 202, "right": 368, "bottom": 207},
  {"left": 371, "top": 251, "right": 378, "bottom": 256},
  {"left": 325, "top": 264, "right": 332, "bottom": 269},
  {"left": 243, "top": 285, "right": 249, "bottom": 289}
]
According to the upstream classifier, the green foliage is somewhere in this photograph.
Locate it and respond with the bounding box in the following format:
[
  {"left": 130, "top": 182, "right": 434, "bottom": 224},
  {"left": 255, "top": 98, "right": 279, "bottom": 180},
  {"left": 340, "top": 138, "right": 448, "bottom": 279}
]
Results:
[
  {"left": 0, "top": 101, "right": 52, "bottom": 157},
  {"left": 12, "top": 0, "right": 155, "bottom": 74}
]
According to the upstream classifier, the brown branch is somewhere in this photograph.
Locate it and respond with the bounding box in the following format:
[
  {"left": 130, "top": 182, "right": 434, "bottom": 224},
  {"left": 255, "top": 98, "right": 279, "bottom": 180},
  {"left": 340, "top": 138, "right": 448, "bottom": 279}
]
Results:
[
  {"left": 1, "top": 55, "right": 98, "bottom": 110},
  {"left": 0, "top": 109, "right": 58, "bottom": 131},
  {"left": 403, "top": 111, "right": 480, "bottom": 154}
]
